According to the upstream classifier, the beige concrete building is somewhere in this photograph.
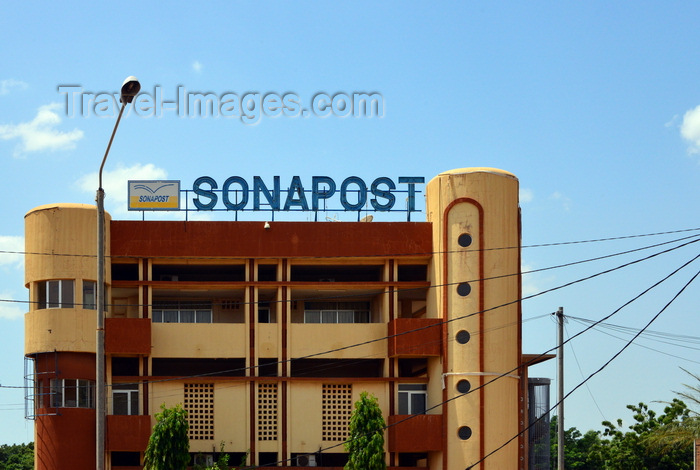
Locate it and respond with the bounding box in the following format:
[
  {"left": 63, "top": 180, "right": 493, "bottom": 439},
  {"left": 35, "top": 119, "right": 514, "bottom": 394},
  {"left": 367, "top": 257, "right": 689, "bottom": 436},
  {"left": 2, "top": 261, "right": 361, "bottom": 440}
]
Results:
[{"left": 24, "top": 168, "right": 549, "bottom": 469}]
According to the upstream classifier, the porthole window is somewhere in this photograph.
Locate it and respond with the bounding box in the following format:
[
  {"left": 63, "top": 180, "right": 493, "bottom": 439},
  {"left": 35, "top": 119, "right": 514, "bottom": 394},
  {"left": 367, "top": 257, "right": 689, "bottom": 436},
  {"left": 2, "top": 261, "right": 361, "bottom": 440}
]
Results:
[
  {"left": 457, "top": 282, "right": 471, "bottom": 296},
  {"left": 456, "top": 330, "right": 470, "bottom": 344},
  {"left": 458, "top": 233, "right": 472, "bottom": 247},
  {"left": 458, "top": 426, "right": 472, "bottom": 440},
  {"left": 456, "top": 379, "right": 471, "bottom": 394}
]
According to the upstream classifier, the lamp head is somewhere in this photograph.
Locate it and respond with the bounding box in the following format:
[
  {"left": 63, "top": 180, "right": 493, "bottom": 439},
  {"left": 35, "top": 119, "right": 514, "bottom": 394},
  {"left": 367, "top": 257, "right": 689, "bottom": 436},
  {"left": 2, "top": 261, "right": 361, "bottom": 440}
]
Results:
[{"left": 120, "top": 76, "right": 141, "bottom": 103}]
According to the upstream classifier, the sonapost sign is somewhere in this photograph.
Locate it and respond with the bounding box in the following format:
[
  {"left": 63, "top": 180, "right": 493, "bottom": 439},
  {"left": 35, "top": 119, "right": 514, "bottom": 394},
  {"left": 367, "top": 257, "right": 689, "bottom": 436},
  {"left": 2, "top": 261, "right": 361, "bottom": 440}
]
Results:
[{"left": 128, "top": 176, "right": 425, "bottom": 215}]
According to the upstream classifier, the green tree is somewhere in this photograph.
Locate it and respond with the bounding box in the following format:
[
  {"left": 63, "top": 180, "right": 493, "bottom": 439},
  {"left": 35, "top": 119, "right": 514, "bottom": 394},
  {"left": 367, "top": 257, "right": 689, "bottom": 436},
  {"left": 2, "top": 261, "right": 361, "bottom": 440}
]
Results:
[
  {"left": 549, "top": 416, "right": 605, "bottom": 469},
  {"left": 551, "top": 401, "right": 694, "bottom": 469},
  {"left": 598, "top": 400, "right": 693, "bottom": 469},
  {"left": 143, "top": 403, "right": 190, "bottom": 470},
  {"left": 345, "top": 391, "right": 386, "bottom": 470},
  {"left": 646, "top": 368, "right": 700, "bottom": 452},
  {"left": 0, "top": 443, "right": 34, "bottom": 470}
]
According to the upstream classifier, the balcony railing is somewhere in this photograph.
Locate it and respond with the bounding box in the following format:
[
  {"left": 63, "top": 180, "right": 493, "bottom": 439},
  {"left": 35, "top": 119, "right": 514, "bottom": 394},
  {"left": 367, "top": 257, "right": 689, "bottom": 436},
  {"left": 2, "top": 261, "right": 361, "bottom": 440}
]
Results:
[
  {"left": 105, "top": 318, "right": 151, "bottom": 355},
  {"left": 388, "top": 414, "right": 443, "bottom": 452},
  {"left": 106, "top": 414, "right": 152, "bottom": 451},
  {"left": 388, "top": 318, "right": 442, "bottom": 357}
]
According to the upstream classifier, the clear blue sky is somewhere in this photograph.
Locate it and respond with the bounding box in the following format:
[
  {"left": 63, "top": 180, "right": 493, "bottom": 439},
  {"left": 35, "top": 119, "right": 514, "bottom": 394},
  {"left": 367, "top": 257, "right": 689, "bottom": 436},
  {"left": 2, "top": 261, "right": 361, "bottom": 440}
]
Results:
[{"left": 1, "top": 1, "right": 699, "bottom": 448}]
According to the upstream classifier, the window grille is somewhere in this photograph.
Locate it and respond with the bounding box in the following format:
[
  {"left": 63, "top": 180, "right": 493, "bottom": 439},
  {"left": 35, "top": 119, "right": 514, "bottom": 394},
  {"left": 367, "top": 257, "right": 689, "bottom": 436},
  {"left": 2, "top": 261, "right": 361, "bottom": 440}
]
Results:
[
  {"left": 185, "top": 383, "right": 215, "bottom": 440},
  {"left": 321, "top": 384, "right": 352, "bottom": 441},
  {"left": 257, "top": 383, "right": 278, "bottom": 441}
]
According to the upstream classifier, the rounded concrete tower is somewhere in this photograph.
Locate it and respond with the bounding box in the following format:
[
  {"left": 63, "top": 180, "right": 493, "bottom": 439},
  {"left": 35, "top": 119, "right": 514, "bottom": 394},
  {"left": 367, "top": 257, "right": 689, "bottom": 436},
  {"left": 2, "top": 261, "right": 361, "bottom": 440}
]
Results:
[
  {"left": 426, "top": 168, "right": 521, "bottom": 469},
  {"left": 25, "top": 203, "right": 110, "bottom": 470}
]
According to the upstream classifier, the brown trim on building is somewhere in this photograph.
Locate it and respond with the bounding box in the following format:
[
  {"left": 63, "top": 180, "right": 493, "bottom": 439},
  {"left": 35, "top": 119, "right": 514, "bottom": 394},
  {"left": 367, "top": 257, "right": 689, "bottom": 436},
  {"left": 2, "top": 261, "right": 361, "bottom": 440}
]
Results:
[
  {"left": 141, "top": 258, "right": 149, "bottom": 319},
  {"left": 133, "top": 375, "right": 427, "bottom": 384},
  {"left": 248, "top": 275, "right": 256, "bottom": 465},
  {"left": 249, "top": 380, "right": 256, "bottom": 466},
  {"left": 388, "top": 259, "right": 396, "bottom": 467},
  {"left": 282, "top": 259, "right": 288, "bottom": 465},
  {"left": 442, "top": 197, "right": 485, "bottom": 470},
  {"left": 32, "top": 352, "right": 96, "bottom": 470},
  {"left": 111, "top": 221, "right": 432, "bottom": 259},
  {"left": 517, "top": 209, "right": 524, "bottom": 468},
  {"left": 142, "top": 357, "right": 149, "bottom": 416}
]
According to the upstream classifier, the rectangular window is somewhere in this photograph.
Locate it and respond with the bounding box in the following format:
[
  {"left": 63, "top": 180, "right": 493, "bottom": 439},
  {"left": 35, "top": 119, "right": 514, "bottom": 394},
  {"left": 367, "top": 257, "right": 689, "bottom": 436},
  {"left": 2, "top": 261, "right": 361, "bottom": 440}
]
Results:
[
  {"left": 303, "top": 310, "right": 321, "bottom": 323},
  {"left": 50, "top": 379, "right": 94, "bottom": 408},
  {"left": 83, "top": 281, "right": 96, "bottom": 309},
  {"left": 38, "top": 280, "right": 74, "bottom": 309},
  {"left": 258, "top": 302, "right": 271, "bottom": 323},
  {"left": 196, "top": 310, "right": 212, "bottom": 323},
  {"left": 50, "top": 379, "right": 62, "bottom": 408},
  {"left": 180, "top": 309, "right": 195, "bottom": 323},
  {"left": 303, "top": 302, "right": 370, "bottom": 324},
  {"left": 152, "top": 301, "right": 213, "bottom": 324},
  {"left": 112, "top": 384, "right": 139, "bottom": 415},
  {"left": 398, "top": 384, "right": 427, "bottom": 415}
]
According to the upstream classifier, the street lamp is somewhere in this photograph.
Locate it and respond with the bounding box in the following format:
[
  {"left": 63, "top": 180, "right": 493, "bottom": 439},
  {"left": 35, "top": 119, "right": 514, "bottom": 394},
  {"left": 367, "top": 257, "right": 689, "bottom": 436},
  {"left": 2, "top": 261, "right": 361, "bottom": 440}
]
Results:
[{"left": 96, "top": 76, "right": 140, "bottom": 470}]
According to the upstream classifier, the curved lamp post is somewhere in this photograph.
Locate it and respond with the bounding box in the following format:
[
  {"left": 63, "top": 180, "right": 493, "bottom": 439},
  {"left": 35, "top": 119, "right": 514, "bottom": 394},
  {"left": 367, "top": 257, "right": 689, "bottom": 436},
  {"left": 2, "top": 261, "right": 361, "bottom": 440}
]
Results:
[{"left": 96, "top": 76, "right": 140, "bottom": 470}]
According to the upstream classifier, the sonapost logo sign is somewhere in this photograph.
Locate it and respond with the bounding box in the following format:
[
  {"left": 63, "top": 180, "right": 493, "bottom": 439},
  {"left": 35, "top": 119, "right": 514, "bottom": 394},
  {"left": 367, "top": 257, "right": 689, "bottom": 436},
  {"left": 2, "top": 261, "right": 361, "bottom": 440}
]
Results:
[{"left": 128, "top": 180, "right": 180, "bottom": 210}]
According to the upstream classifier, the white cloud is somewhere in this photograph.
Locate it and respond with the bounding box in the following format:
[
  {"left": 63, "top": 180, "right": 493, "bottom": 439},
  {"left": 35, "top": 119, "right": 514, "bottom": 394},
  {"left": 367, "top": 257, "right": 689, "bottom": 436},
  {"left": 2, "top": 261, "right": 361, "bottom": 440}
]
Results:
[
  {"left": 192, "top": 61, "right": 203, "bottom": 73},
  {"left": 0, "top": 103, "right": 84, "bottom": 157},
  {"left": 76, "top": 162, "right": 168, "bottom": 214},
  {"left": 519, "top": 188, "right": 534, "bottom": 204},
  {"left": 665, "top": 114, "right": 679, "bottom": 128},
  {"left": 0, "top": 293, "right": 24, "bottom": 320},
  {"left": 680, "top": 105, "right": 700, "bottom": 154},
  {"left": 521, "top": 262, "right": 557, "bottom": 298},
  {"left": 0, "top": 79, "right": 28, "bottom": 95},
  {"left": 550, "top": 191, "right": 572, "bottom": 211},
  {"left": 0, "top": 236, "right": 24, "bottom": 269},
  {"left": 521, "top": 263, "right": 539, "bottom": 296}
]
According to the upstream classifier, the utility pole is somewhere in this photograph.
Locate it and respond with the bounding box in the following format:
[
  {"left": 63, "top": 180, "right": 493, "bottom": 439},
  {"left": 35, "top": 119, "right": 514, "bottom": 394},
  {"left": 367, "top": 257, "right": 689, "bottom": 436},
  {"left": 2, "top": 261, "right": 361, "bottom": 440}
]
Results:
[{"left": 556, "top": 307, "right": 565, "bottom": 470}]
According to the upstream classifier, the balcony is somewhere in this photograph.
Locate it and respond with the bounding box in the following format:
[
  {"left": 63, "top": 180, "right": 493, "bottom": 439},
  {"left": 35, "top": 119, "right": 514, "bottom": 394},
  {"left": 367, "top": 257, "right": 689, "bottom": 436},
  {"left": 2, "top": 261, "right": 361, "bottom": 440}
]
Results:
[
  {"left": 105, "top": 318, "right": 151, "bottom": 355},
  {"left": 106, "top": 415, "right": 152, "bottom": 451},
  {"left": 388, "top": 414, "right": 443, "bottom": 452},
  {"left": 151, "top": 322, "right": 247, "bottom": 357},
  {"left": 289, "top": 323, "right": 386, "bottom": 359},
  {"left": 388, "top": 318, "right": 441, "bottom": 357},
  {"left": 25, "top": 308, "right": 96, "bottom": 355}
]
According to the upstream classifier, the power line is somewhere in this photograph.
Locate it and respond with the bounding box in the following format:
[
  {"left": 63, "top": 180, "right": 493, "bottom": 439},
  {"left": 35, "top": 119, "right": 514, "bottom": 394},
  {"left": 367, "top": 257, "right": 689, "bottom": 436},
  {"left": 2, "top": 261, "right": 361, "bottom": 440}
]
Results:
[
  {"left": 566, "top": 315, "right": 700, "bottom": 348},
  {"left": 10, "top": 234, "right": 693, "bottom": 394},
  {"left": 6, "top": 238, "right": 698, "bottom": 466},
  {"left": 4, "top": 231, "right": 698, "bottom": 310},
  {"left": 5, "top": 236, "right": 696, "bottom": 408},
  {"left": 1, "top": 227, "right": 698, "bottom": 261},
  {"left": 15, "top": 237, "right": 692, "bottom": 398},
  {"left": 245, "top": 254, "right": 700, "bottom": 469},
  {"left": 566, "top": 318, "right": 700, "bottom": 365},
  {"left": 467, "top": 265, "right": 699, "bottom": 468},
  {"left": 564, "top": 322, "right": 607, "bottom": 421},
  {"left": 16, "top": 235, "right": 696, "bottom": 392},
  {"left": 118, "top": 239, "right": 700, "bottom": 389}
]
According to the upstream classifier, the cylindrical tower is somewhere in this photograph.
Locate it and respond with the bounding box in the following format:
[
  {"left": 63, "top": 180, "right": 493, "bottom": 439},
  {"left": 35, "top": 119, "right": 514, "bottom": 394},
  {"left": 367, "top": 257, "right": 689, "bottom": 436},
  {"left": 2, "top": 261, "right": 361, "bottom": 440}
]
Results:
[
  {"left": 25, "top": 203, "right": 111, "bottom": 470},
  {"left": 426, "top": 168, "right": 521, "bottom": 469}
]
